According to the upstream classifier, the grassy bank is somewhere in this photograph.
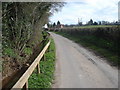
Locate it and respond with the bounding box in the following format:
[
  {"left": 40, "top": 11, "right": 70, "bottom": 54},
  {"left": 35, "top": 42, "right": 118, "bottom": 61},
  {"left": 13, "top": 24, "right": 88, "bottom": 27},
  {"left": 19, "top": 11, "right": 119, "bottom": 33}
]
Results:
[
  {"left": 55, "top": 31, "right": 119, "bottom": 66},
  {"left": 73, "top": 25, "right": 116, "bottom": 29},
  {"left": 28, "top": 38, "right": 56, "bottom": 88}
]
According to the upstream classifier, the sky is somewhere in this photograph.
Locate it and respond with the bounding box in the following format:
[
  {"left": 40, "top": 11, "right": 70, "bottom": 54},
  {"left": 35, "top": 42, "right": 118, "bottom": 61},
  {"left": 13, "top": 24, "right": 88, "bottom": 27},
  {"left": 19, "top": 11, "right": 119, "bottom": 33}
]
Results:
[{"left": 50, "top": 0, "right": 119, "bottom": 25}]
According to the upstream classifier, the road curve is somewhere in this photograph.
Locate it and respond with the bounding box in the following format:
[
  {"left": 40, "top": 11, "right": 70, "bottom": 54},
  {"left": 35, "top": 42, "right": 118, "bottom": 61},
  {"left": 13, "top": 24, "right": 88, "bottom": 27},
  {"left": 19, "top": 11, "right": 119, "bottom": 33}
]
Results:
[{"left": 50, "top": 32, "right": 118, "bottom": 88}]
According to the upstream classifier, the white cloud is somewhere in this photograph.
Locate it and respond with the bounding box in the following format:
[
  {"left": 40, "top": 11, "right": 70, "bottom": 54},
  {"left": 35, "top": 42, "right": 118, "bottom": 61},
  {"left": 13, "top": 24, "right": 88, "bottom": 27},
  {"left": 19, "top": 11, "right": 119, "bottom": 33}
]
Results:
[{"left": 50, "top": 0, "right": 119, "bottom": 25}]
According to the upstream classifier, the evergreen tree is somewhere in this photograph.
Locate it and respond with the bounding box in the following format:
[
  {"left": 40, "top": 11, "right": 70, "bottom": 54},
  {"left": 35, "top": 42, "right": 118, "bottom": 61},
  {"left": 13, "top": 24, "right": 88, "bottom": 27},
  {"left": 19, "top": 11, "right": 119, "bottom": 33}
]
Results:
[
  {"left": 57, "top": 21, "right": 61, "bottom": 27},
  {"left": 53, "top": 22, "right": 56, "bottom": 27}
]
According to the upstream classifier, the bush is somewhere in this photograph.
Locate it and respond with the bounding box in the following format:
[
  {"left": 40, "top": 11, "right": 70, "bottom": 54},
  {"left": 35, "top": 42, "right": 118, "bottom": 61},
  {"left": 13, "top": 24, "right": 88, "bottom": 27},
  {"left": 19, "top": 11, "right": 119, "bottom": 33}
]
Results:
[
  {"left": 3, "top": 48, "right": 17, "bottom": 58},
  {"left": 23, "top": 47, "right": 32, "bottom": 55}
]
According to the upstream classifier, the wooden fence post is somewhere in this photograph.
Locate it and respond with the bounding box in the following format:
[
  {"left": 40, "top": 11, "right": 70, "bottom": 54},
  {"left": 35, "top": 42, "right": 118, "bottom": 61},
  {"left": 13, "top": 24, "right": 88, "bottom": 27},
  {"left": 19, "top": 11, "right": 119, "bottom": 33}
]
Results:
[
  {"left": 23, "top": 80, "right": 28, "bottom": 90},
  {"left": 42, "top": 54, "right": 46, "bottom": 61},
  {"left": 37, "top": 63, "right": 40, "bottom": 74}
]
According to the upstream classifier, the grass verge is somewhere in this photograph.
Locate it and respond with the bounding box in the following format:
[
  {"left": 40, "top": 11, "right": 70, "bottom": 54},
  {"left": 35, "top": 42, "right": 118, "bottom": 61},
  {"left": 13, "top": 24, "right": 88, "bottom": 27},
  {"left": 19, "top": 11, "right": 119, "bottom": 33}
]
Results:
[
  {"left": 55, "top": 32, "right": 119, "bottom": 66},
  {"left": 73, "top": 25, "right": 116, "bottom": 29},
  {"left": 28, "top": 38, "right": 56, "bottom": 88}
]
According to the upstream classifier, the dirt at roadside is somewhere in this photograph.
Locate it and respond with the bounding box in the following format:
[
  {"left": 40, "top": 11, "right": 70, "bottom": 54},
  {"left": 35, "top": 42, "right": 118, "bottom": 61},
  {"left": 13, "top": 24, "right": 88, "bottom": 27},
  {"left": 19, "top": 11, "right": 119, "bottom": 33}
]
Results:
[{"left": 2, "top": 57, "right": 20, "bottom": 79}]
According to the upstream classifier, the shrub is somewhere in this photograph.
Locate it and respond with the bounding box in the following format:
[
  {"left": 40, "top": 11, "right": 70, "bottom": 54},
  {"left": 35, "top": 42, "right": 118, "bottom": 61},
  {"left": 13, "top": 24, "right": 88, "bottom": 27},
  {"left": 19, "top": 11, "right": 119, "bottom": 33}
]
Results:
[
  {"left": 3, "top": 48, "right": 17, "bottom": 58},
  {"left": 23, "top": 47, "right": 32, "bottom": 55}
]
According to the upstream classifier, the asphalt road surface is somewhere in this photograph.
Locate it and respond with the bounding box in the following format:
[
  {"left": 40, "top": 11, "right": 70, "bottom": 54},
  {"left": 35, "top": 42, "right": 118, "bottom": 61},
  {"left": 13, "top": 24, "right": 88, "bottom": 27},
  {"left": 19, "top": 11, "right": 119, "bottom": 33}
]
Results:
[{"left": 50, "top": 32, "right": 118, "bottom": 88}]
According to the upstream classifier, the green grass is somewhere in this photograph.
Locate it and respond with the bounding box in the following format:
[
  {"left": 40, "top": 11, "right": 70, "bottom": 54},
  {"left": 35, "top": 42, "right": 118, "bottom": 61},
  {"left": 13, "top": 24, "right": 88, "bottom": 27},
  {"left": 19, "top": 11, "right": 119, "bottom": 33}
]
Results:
[
  {"left": 55, "top": 32, "right": 119, "bottom": 66},
  {"left": 3, "top": 48, "right": 17, "bottom": 58},
  {"left": 23, "top": 47, "right": 32, "bottom": 55},
  {"left": 28, "top": 38, "right": 56, "bottom": 88},
  {"left": 73, "top": 25, "right": 116, "bottom": 29}
]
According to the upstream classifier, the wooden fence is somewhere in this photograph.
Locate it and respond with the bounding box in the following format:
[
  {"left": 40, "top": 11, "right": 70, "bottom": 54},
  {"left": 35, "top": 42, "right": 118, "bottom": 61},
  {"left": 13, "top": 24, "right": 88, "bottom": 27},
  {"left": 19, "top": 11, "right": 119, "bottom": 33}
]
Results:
[{"left": 11, "top": 40, "right": 51, "bottom": 89}]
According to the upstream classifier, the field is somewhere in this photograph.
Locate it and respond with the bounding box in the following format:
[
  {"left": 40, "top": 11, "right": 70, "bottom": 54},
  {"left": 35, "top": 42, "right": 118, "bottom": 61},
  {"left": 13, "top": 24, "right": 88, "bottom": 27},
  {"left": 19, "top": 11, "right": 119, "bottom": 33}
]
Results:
[{"left": 73, "top": 25, "right": 116, "bottom": 29}]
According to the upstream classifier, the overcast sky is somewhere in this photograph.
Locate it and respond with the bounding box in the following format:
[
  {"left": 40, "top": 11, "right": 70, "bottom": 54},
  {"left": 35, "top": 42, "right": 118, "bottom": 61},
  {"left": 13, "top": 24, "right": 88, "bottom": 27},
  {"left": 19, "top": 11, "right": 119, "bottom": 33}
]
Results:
[{"left": 50, "top": 0, "right": 119, "bottom": 25}]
